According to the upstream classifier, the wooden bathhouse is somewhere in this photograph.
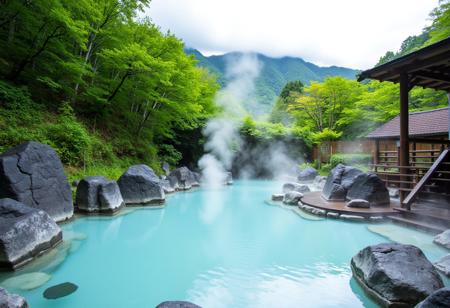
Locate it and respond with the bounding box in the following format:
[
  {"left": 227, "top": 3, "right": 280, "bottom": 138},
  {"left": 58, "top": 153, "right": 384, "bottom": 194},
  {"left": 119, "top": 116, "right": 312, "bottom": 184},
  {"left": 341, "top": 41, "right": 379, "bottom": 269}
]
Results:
[{"left": 358, "top": 36, "right": 450, "bottom": 231}]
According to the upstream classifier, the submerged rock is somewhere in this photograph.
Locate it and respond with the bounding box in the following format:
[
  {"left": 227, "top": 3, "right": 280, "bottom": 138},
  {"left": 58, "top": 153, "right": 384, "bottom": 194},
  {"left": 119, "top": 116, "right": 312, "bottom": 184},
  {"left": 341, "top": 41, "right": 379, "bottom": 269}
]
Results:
[
  {"left": 433, "top": 229, "right": 450, "bottom": 250},
  {"left": 346, "top": 173, "right": 389, "bottom": 206},
  {"left": 0, "top": 198, "right": 62, "bottom": 270},
  {"left": 43, "top": 282, "right": 78, "bottom": 299},
  {"left": 118, "top": 165, "right": 165, "bottom": 205},
  {"left": 282, "top": 182, "right": 310, "bottom": 194},
  {"left": 1, "top": 272, "right": 51, "bottom": 291},
  {"left": 283, "top": 191, "right": 303, "bottom": 205},
  {"left": 76, "top": 176, "right": 124, "bottom": 213},
  {"left": 0, "top": 287, "right": 28, "bottom": 308},
  {"left": 169, "top": 167, "right": 199, "bottom": 190},
  {"left": 351, "top": 243, "right": 443, "bottom": 307},
  {"left": 156, "top": 301, "right": 201, "bottom": 308},
  {"left": 346, "top": 199, "right": 370, "bottom": 208},
  {"left": 322, "top": 164, "right": 363, "bottom": 201},
  {"left": 297, "top": 167, "right": 318, "bottom": 182},
  {"left": 0, "top": 141, "right": 73, "bottom": 222},
  {"left": 416, "top": 287, "right": 450, "bottom": 308},
  {"left": 434, "top": 254, "right": 450, "bottom": 276}
]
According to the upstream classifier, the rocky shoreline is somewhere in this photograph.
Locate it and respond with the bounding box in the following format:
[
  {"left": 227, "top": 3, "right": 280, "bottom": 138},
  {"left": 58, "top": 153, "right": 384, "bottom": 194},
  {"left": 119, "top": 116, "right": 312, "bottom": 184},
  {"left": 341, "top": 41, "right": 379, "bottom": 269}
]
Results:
[{"left": 0, "top": 141, "right": 216, "bottom": 307}]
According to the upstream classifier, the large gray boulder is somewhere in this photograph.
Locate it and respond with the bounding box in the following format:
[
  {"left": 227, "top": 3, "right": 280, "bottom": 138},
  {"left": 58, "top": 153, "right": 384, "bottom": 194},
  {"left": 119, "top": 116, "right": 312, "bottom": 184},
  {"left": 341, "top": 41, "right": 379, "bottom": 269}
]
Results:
[
  {"left": 297, "top": 167, "right": 318, "bottom": 182},
  {"left": 0, "top": 141, "right": 73, "bottom": 222},
  {"left": 0, "top": 198, "right": 62, "bottom": 270},
  {"left": 283, "top": 191, "right": 303, "bottom": 205},
  {"left": 76, "top": 176, "right": 124, "bottom": 213},
  {"left": 282, "top": 182, "right": 310, "bottom": 194},
  {"left": 156, "top": 301, "right": 201, "bottom": 308},
  {"left": 347, "top": 173, "right": 390, "bottom": 206},
  {"left": 433, "top": 229, "right": 450, "bottom": 250},
  {"left": 351, "top": 243, "right": 444, "bottom": 307},
  {"left": 322, "top": 164, "right": 363, "bottom": 201},
  {"left": 0, "top": 288, "right": 28, "bottom": 308},
  {"left": 416, "top": 287, "right": 450, "bottom": 308},
  {"left": 169, "top": 167, "right": 199, "bottom": 190},
  {"left": 118, "top": 165, "right": 165, "bottom": 205}
]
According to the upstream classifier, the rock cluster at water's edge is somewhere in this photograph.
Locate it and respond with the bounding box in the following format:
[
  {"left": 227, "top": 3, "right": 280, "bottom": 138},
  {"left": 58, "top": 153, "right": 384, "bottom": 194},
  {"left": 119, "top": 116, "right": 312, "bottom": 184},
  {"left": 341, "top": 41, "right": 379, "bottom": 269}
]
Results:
[
  {"left": 0, "top": 287, "right": 28, "bottom": 308},
  {"left": 0, "top": 141, "right": 73, "bottom": 222},
  {"left": 416, "top": 287, "right": 450, "bottom": 308},
  {"left": 321, "top": 164, "right": 389, "bottom": 207},
  {"left": 322, "top": 164, "right": 363, "bottom": 201},
  {"left": 297, "top": 167, "right": 318, "bottom": 182},
  {"left": 282, "top": 182, "right": 310, "bottom": 194},
  {"left": 283, "top": 191, "right": 303, "bottom": 205},
  {"left": 76, "top": 176, "right": 124, "bottom": 213},
  {"left": 433, "top": 229, "right": 450, "bottom": 250},
  {"left": 351, "top": 243, "right": 443, "bottom": 307},
  {"left": 118, "top": 165, "right": 165, "bottom": 205},
  {"left": 169, "top": 167, "right": 200, "bottom": 190},
  {"left": 0, "top": 198, "right": 62, "bottom": 270}
]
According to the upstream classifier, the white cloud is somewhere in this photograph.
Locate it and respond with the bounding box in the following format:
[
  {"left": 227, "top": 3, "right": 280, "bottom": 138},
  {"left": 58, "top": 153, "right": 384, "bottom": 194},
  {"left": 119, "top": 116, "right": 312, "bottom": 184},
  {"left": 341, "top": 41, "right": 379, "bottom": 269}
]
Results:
[{"left": 145, "top": 0, "right": 438, "bottom": 69}]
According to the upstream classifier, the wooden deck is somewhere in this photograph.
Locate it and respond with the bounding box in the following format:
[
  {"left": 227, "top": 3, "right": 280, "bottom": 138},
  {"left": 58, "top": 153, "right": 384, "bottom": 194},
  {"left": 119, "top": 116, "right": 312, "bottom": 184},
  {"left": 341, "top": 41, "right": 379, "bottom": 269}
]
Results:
[{"left": 301, "top": 191, "right": 398, "bottom": 217}]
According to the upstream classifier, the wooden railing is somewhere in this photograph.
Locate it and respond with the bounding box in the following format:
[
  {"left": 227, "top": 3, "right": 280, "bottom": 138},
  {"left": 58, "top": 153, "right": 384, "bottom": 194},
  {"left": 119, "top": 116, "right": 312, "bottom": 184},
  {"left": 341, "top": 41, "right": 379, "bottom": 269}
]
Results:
[{"left": 403, "top": 149, "right": 450, "bottom": 210}]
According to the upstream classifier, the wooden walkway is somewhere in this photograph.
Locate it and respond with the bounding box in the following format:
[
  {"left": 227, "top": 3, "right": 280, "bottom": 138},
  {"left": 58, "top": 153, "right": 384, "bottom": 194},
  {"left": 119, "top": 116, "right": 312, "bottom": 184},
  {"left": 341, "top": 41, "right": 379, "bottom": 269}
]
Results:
[{"left": 301, "top": 192, "right": 398, "bottom": 217}]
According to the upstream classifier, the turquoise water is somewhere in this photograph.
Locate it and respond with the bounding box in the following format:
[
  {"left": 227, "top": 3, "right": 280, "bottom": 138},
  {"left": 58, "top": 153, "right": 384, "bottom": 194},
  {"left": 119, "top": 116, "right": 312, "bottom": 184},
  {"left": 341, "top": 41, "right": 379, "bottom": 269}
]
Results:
[{"left": 1, "top": 180, "right": 449, "bottom": 308}]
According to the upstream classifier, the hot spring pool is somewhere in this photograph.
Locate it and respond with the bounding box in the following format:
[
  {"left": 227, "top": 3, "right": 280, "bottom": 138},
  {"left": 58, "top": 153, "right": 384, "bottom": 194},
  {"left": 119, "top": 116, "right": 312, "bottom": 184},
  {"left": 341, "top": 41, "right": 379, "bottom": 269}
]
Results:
[{"left": 1, "top": 180, "right": 448, "bottom": 307}]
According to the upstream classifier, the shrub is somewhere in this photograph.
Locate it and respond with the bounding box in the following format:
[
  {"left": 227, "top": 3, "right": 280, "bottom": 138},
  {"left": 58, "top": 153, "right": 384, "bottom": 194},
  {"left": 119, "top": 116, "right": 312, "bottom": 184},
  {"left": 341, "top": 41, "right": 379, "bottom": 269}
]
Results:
[{"left": 329, "top": 153, "right": 372, "bottom": 168}]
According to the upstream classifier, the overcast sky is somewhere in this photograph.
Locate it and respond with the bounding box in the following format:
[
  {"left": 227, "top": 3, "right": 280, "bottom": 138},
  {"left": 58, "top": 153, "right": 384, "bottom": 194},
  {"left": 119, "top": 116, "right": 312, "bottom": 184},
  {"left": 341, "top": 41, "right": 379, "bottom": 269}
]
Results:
[{"left": 145, "top": 0, "right": 439, "bottom": 70}]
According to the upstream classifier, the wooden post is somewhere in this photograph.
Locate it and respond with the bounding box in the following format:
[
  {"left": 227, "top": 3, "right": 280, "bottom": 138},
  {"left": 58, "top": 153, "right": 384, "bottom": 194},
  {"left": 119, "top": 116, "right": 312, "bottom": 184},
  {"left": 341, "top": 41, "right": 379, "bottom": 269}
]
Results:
[
  {"left": 399, "top": 72, "right": 410, "bottom": 207},
  {"left": 374, "top": 139, "right": 379, "bottom": 165}
]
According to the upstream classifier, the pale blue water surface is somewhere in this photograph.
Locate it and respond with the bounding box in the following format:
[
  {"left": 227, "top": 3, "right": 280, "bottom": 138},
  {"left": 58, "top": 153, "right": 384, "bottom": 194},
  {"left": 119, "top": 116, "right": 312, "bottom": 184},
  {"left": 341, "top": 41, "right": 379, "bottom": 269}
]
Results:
[{"left": 1, "top": 180, "right": 448, "bottom": 308}]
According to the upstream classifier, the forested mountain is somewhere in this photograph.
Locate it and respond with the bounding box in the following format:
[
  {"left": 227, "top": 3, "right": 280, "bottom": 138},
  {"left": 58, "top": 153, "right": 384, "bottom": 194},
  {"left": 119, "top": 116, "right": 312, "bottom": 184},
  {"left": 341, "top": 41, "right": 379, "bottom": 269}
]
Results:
[{"left": 186, "top": 49, "right": 359, "bottom": 114}]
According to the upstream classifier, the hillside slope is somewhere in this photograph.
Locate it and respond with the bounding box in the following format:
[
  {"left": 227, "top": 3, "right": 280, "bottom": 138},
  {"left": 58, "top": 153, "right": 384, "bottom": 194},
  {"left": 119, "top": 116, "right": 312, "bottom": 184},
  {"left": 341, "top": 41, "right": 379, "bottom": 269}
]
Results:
[{"left": 186, "top": 49, "right": 359, "bottom": 114}]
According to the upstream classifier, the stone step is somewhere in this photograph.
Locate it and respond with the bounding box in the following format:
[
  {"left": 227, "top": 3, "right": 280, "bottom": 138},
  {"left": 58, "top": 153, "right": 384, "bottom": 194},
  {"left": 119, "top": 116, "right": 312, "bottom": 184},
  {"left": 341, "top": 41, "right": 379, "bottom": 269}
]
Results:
[
  {"left": 388, "top": 215, "right": 447, "bottom": 234},
  {"left": 394, "top": 207, "right": 450, "bottom": 226}
]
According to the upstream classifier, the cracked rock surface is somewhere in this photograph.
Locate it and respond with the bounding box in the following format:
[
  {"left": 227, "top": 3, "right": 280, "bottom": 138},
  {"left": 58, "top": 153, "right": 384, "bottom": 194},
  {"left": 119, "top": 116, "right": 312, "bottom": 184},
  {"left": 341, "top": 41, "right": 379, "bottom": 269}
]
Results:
[
  {"left": 118, "top": 165, "right": 165, "bottom": 205},
  {"left": 76, "top": 176, "right": 124, "bottom": 213},
  {"left": 0, "top": 287, "right": 28, "bottom": 308},
  {"left": 0, "top": 141, "right": 73, "bottom": 222},
  {"left": 169, "top": 167, "right": 200, "bottom": 190},
  {"left": 0, "top": 198, "right": 62, "bottom": 270},
  {"left": 351, "top": 243, "right": 443, "bottom": 307}
]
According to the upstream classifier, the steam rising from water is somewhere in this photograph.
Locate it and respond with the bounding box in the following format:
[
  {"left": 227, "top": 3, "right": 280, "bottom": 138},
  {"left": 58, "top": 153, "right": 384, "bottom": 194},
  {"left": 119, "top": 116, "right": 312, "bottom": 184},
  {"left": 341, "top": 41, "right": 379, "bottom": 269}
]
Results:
[{"left": 199, "top": 54, "right": 261, "bottom": 187}]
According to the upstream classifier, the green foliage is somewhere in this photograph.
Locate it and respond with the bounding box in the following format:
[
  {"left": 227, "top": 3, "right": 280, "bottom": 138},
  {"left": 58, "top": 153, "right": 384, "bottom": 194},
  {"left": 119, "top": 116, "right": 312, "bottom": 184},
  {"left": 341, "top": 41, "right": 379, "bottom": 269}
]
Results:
[
  {"left": 311, "top": 128, "right": 342, "bottom": 144},
  {"left": 329, "top": 153, "right": 372, "bottom": 168},
  {"left": 427, "top": 0, "right": 450, "bottom": 44},
  {"left": 0, "top": 1, "right": 219, "bottom": 176}
]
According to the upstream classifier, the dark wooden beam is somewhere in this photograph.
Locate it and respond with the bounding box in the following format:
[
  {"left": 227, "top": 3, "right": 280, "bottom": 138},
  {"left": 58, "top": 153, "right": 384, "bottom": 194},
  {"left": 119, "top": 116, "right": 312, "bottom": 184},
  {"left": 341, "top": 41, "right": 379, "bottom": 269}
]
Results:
[
  {"left": 413, "top": 70, "right": 450, "bottom": 83},
  {"left": 399, "top": 72, "right": 410, "bottom": 205}
]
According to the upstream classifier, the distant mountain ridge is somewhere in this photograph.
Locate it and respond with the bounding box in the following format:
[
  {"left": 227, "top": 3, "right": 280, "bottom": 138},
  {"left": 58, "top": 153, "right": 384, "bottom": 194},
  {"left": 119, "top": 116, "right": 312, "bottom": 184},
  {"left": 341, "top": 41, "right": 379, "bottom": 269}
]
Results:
[{"left": 186, "top": 48, "right": 359, "bottom": 115}]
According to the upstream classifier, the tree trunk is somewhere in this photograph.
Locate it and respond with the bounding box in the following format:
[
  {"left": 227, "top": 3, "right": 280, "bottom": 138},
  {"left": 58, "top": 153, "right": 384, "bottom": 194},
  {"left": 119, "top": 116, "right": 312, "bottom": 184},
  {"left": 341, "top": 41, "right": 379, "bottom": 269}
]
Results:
[{"left": 106, "top": 71, "right": 130, "bottom": 102}]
